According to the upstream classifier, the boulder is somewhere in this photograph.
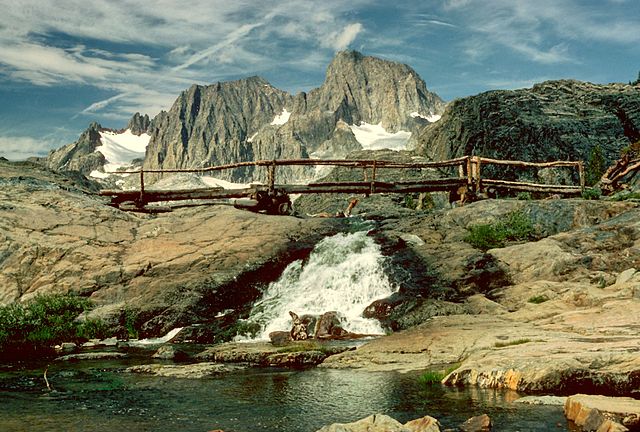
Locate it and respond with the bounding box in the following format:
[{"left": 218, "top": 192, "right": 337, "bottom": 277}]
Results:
[
  {"left": 125, "top": 362, "right": 242, "bottom": 379},
  {"left": 152, "top": 345, "right": 190, "bottom": 361},
  {"left": 459, "top": 414, "right": 491, "bottom": 432},
  {"left": 315, "top": 414, "right": 409, "bottom": 432},
  {"left": 565, "top": 394, "right": 640, "bottom": 431}
]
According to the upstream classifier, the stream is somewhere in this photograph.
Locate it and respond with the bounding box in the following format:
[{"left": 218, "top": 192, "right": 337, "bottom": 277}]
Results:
[{"left": 0, "top": 357, "right": 571, "bottom": 432}]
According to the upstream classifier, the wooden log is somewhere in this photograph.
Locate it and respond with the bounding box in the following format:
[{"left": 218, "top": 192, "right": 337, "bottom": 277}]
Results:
[
  {"left": 481, "top": 178, "right": 582, "bottom": 194},
  {"left": 476, "top": 157, "right": 581, "bottom": 168}
]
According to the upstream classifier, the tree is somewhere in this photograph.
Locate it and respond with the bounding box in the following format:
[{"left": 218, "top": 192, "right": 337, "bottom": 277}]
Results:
[{"left": 586, "top": 143, "right": 606, "bottom": 186}]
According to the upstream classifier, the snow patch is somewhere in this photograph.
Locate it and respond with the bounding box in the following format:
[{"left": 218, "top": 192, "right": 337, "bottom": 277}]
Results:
[
  {"left": 247, "top": 132, "right": 258, "bottom": 143},
  {"left": 89, "top": 129, "right": 150, "bottom": 178},
  {"left": 410, "top": 111, "right": 441, "bottom": 122},
  {"left": 148, "top": 173, "right": 257, "bottom": 191},
  {"left": 349, "top": 122, "right": 411, "bottom": 151},
  {"left": 270, "top": 108, "right": 291, "bottom": 125}
]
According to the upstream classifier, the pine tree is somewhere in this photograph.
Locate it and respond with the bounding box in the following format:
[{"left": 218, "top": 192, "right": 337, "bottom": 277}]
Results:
[{"left": 586, "top": 143, "right": 606, "bottom": 186}]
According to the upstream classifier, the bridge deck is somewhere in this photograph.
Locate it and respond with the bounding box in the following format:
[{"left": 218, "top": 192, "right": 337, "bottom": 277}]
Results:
[{"left": 98, "top": 156, "right": 586, "bottom": 212}]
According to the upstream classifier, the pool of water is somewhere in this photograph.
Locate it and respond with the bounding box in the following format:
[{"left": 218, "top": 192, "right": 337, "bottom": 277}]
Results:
[{"left": 0, "top": 358, "right": 572, "bottom": 432}]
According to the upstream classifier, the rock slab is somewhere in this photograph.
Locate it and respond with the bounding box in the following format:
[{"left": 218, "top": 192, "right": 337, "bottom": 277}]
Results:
[{"left": 565, "top": 394, "right": 640, "bottom": 431}]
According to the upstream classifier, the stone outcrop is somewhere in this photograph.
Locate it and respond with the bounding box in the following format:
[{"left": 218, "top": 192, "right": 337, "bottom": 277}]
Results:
[
  {"left": 195, "top": 341, "right": 352, "bottom": 368},
  {"left": 315, "top": 413, "right": 441, "bottom": 432},
  {"left": 0, "top": 159, "right": 341, "bottom": 337},
  {"left": 45, "top": 122, "right": 106, "bottom": 175},
  {"left": 414, "top": 80, "right": 640, "bottom": 180},
  {"left": 564, "top": 394, "right": 640, "bottom": 431},
  {"left": 125, "top": 362, "right": 242, "bottom": 379}
]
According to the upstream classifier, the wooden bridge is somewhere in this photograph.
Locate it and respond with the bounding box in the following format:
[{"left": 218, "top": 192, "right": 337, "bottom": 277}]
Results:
[{"left": 100, "top": 156, "right": 586, "bottom": 214}]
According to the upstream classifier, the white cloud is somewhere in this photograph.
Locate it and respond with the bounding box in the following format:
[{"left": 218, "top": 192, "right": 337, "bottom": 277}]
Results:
[
  {"left": 327, "top": 23, "right": 363, "bottom": 51},
  {"left": 0, "top": 136, "right": 59, "bottom": 160},
  {"left": 443, "top": 0, "right": 640, "bottom": 64}
]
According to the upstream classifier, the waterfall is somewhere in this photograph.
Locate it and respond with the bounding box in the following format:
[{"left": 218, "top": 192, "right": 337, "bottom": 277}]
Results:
[{"left": 242, "top": 230, "right": 397, "bottom": 340}]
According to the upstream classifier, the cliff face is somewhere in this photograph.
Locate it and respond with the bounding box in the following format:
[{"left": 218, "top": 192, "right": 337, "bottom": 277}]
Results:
[
  {"left": 414, "top": 80, "right": 640, "bottom": 166},
  {"left": 45, "top": 122, "right": 106, "bottom": 174},
  {"left": 142, "top": 51, "right": 445, "bottom": 182}
]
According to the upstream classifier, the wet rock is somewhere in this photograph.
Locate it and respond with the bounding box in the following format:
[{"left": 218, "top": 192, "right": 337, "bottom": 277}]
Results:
[
  {"left": 315, "top": 413, "right": 441, "bottom": 432},
  {"left": 315, "top": 413, "right": 408, "bottom": 432},
  {"left": 196, "top": 341, "right": 353, "bottom": 368},
  {"left": 289, "top": 311, "right": 309, "bottom": 341},
  {"left": 314, "top": 311, "right": 349, "bottom": 339},
  {"left": 152, "top": 345, "right": 190, "bottom": 361},
  {"left": 56, "top": 352, "right": 127, "bottom": 362},
  {"left": 125, "top": 362, "right": 243, "bottom": 379},
  {"left": 268, "top": 331, "right": 291, "bottom": 346},
  {"left": 404, "top": 415, "right": 441, "bottom": 432},
  {"left": 515, "top": 396, "right": 567, "bottom": 406},
  {"left": 565, "top": 394, "right": 640, "bottom": 431},
  {"left": 459, "top": 414, "right": 491, "bottom": 432},
  {"left": 56, "top": 342, "right": 77, "bottom": 353}
]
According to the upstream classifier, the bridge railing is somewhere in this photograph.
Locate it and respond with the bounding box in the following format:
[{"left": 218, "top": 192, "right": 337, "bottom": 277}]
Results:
[{"left": 102, "top": 156, "right": 585, "bottom": 208}]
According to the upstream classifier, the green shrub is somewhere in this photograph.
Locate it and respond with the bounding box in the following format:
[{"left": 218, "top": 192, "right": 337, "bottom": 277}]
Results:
[
  {"left": 0, "top": 294, "right": 104, "bottom": 353},
  {"left": 516, "top": 192, "right": 532, "bottom": 200},
  {"left": 586, "top": 144, "right": 606, "bottom": 186},
  {"left": 527, "top": 295, "right": 548, "bottom": 304},
  {"left": 464, "top": 210, "right": 535, "bottom": 251},
  {"left": 581, "top": 188, "right": 601, "bottom": 200}
]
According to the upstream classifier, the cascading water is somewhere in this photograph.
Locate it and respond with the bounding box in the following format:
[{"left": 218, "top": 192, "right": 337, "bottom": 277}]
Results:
[{"left": 242, "top": 230, "right": 397, "bottom": 340}]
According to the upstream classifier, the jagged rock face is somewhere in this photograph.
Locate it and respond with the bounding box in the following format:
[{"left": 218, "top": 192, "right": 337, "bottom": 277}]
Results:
[
  {"left": 305, "top": 50, "right": 445, "bottom": 134},
  {"left": 142, "top": 51, "right": 445, "bottom": 183},
  {"left": 144, "top": 77, "right": 296, "bottom": 182},
  {"left": 415, "top": 80, "right": 640, "bottom": 171},
  {"left": 45, "top": 122, "right": 106, "bottom": 174},
  {"left": 127, "top": 112, "right": 151, "bottom": 135}
]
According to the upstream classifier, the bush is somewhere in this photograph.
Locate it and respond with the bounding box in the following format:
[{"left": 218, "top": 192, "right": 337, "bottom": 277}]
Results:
[
  {"left": 0, "top": 294, "right": 105, "bottom": 354},
  {"left": 516, "top": 192, "right": 532, "bottom": 200},
  {"left": 464, "top": 210, "right": 536, "bottom": 251},
  {"left": 586, "top": 144, "right": 606, "bottom": 186},
  {"left": 581, "top": 188, "right": 601, "bottom": 200},
  {"left": 528, "top": 295, "right": 548, "bottom": 304}
]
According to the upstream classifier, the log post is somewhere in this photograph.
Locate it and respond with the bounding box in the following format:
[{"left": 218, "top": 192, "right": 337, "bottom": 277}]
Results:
[
  {"left": 476, "top": 157, "right": 482, "bottom": 192},
  {"left": 370, "top": 160, "right": 377, "bottom": 194},
  {"left": 466, "top": 156, "right": 473, "bottom": 188},
  {"left": 268, "top": 161, "right": 276, "bottom": 195},
  {"left": 578, "top": 161, "right": 585, "bottom": 193},
  {"left": 458, "top": 163, "right": 464, "bottom": 178},
  {"left": 139, "top": 169, "right": 145, "bottom": 203}
]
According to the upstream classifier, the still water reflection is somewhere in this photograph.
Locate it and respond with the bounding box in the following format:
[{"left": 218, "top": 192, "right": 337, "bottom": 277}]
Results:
[{"left": 0, "top": 360, "right": 570, "bottom": 432}]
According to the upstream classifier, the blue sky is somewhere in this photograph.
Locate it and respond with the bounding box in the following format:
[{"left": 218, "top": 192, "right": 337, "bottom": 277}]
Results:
[{"left": 0, "top": 0, "right": 638, "bottom": 160}]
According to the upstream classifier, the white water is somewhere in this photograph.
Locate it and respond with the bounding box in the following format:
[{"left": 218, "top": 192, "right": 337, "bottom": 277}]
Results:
[
  {"left": 242, "top": 230, "right": 397, "bottom": 340},
  {"left": 130, "top": 327, "right": 184, "bottom": 346}
]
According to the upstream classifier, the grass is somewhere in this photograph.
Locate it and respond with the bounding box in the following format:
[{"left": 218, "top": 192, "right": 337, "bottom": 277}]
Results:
[
  {"left": 418, "top": 362, "right": 462, "bottom": 386},
  {"left": 0, "top": 293, "right": 106, "bottom": 356},
  {"left": 465, "top": 210, "right": 536, "bottom": 251},
  {"left": 581, "top": 188, "right": 602, "bottom": 200},
  {"left": 494, "top": 338, "right": 532, "bottom": 348},
  {"left": 527, "top": 295, "right": 549, "bottom": 304}
]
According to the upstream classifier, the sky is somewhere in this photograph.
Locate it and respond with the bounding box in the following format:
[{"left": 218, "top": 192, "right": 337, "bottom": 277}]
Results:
[{"left": 0, "top": 0, "right": 639, "bottom": 160}]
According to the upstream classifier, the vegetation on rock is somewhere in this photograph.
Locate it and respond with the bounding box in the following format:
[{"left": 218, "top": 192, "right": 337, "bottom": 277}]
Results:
[
  {"left": 0, "top": 294, "right": 107, "bottom": 357},
  {"left": 464, "top": 210, "right": 536, "bottom": 251},
  {"left": 586, "top": 143, "right": 606, "bottom": 186}
]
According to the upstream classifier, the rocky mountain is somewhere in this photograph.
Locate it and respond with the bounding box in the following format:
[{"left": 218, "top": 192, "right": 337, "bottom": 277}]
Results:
[
  {"left": 413, "top": 80, "right": 640, "bottom": 180},
  {"left": 44, "top": 122, "right": 107, "bottom": 174},
  {"left": 44, "top": 50, "right": 445, "bottom": 184}
]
